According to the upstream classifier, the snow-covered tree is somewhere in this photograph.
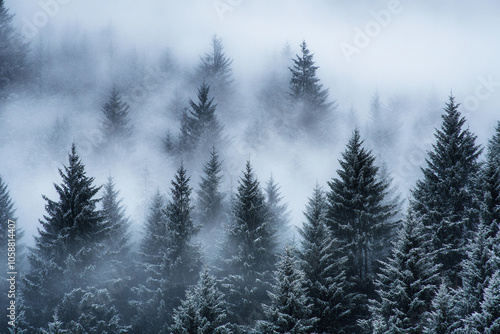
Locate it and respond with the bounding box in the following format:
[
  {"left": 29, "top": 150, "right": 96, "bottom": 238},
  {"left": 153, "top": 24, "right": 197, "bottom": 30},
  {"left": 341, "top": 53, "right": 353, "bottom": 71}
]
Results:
[
  {"left": 454, "top": 223, "right": 496, "bottom": 330},
  {"left": 23, "top": 144, "right": 111, "bottom": 330},
  {"left": 170, "top": 267, "right": 231, "bottom": 334},
  {"left": 257, "top": 245, "right": 316, "bottom": 334},
  {"left": 298, "top": 185, "right": 354, "bottom": 334},
  {"left": 423, "top": 283, "right": 459, "bottom": 334},
  {"left": 370, "top": 216, "right": 441, "bottom": 333},
  {"left": 411, "top": 95, "right": 482, "bottom": 286},
  {"left": 472, "top": 270, "right": 500, "bottom": 334},
  {"left": 99, "top": 87, "right": 133, "bottom": 156},
  {"left": 481, "top": 121, "right": 500, "bottom": 239},
  {"left": 265, "top": 175, "right": 291, "bottom": 248},
  {"left": 221, "top": 161, "right": 277, "bottom": 327},
  {"left": 327, "top": 128, "right": 398, "bottom": 327}
]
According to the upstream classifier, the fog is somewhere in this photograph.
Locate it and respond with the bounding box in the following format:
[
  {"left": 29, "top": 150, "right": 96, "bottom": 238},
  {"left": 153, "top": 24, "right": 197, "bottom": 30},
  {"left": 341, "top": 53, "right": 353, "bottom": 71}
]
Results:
[{"left": 3, "top": 0, "right": 500, "bottom": 246}]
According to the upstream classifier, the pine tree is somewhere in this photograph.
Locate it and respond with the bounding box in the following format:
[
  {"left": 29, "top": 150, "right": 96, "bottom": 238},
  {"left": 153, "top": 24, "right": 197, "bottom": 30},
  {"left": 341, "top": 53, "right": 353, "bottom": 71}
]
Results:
[
  {"left": 257, "top": 245, "right": 316, "bottom": 334},
  {"left": 99, "top": 86, "right": 133, "bottom": 156},
  {"left": 326, "top": 128, "right": 398, "bottom": 327},
  {"left": 474, "top": 270, "right": 500, "bottom": 334},
  {"left": 0, "top": 0, "right": 30, "bottom": 99},
  {"left": 265, "top": 175, "right": 291, "bottom": 248},
  {"left": 423, "top": 283, "right": 460, "bottom": 334},
  {"left": 170, "top": 267, "right": 231, "bottom": 334},
  {"left": 197, "top": 146, "right": 225, "bottom": 231},
  {"left": 370, "top": 216, "right": 441, "bottom": 334},
  {"left": 481, "top": 121, "right": 500, "bottom": 239},
  {"left": 455, "top": 223, "right": 496, "bottom": 330},
  {"left": 289, "top": 40, "right": 333, "bottom": 135},
  {"left": 411, "top": 95, "right": 482, "bottom": 286},
  {"left": 132, "top": 190, "right": 170, "bottom": 333},
  {"left": 101, "top": 177, "right": 134, "bottom": 325},
  {"left": 221, "top": 161, "right": 277, "bottom": 327},
  {"left": 298, "top": 185, "right": 354, "bottom": 334},
  {"left": 198, "top": 35, "right": 233, "bottom": 104},
  {"left": 22, "top": 144, "right": 111, "bottom": 330}
]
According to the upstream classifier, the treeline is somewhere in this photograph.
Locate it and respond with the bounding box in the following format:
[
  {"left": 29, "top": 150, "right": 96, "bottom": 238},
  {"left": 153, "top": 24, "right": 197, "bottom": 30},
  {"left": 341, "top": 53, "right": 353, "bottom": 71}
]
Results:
[
  {"left": 1, "top": 1, "right": 500, "bottom": 333},
  {"left": 0, "top": 99, "right": 499, "bottom": 333}
]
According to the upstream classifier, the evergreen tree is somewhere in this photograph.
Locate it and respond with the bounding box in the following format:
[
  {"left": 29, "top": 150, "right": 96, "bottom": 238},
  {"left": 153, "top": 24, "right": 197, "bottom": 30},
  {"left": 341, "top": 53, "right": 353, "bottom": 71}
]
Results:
[
  {"left": 198, "top": 35, "right": 233, "bottom": 104},
  {"left": 369, "top": 216, "right": 441, "bottom": 334},
  {"left": 265, "top": 175, "right": 291, "bottom": 248},
  {"left": 101, "top": 177, "right": 134, "bottom": 325},
  {"left": 0, "top": 0, "right": 30, "bottom": 98},
  {"left": 170, "top": 267, "right": 231, "bottom": 334},
  {"left": 289, "top": 40, "right": 333, "bottom": 135},
  {"left": 481, "top": 121, "right": 500, "bottom": 239},
  {"left": 99, "top": 86, "right": 133, "bottom": 156},
  {"left": 221, "top": 161, "right": 277, "bottom": 327},
  {"left": 455, "top": 223, "right": 496, "bottom": 330},
  {"left": 134, "top": 165, "right": 202, "bottom": 332},
  {"left": 472, "top": 270, "right": 500, "bottom": 334},
  {"left": 327, "top": 128, "right": 398, "bottom": 327},
  {"left": 257, "top": 245, "right": 316, "bottom": 334},
  {"left": 22, "top": 144, "right": 112, "bottom": 330},
  {"left": 197, "top": 146, "right": 225, "bottom": 231},
  {"left": 298, "top": 185, "right": 354, "bottom": 334},
  {"left": 411, "top": 95, "right": 482, "bottom": 286},
  {"left": 424, "top": 283, "right": 460, "bottom": 334}
]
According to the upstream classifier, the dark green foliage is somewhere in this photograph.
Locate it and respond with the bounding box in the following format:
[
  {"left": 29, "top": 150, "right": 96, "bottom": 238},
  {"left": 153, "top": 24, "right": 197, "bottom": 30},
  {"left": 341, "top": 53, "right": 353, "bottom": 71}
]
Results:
[
  {"left": 22, "top": 144, "right": 112, "bottom": 330},
  {"left": 327, "top": 128, "right": 398, "bottom": 327},
  {"left": 298, "top": 185, "right": 354, "bottom": 334},
  {"left": 100, "top": 87, "right": 133, "bottom": 155},
  {"left": 265, "top": 175, "right": 291, "bottom": 248},
  {"left": 370, "top": 216, "right": 441, "bottom": 334},
  {"left": 198, "top": 35, "right": 233, "bottom": 104},
  {"left": 257, "top": 245, "right": 316, "bottom": 334},
  {"left": 170, "top": 267, "right": 231, "bottom": 334},
  {"left": 221, "top": 161, "right": 277, "bottom": 327},
  {"left": 289, "top": 40, "right": 333, "bottom": 135},
  {"left": 424, "top": 283, "right": 460, "bottom": 334},
  {"left": 411, "top": 95, "right": 482, "bottom": 286},
  {"left": 481, "top": 121, "right": 500, "bottom": 238},
  {"left": 0, "top": 0, "right": 30, "bottom": 98},
  {"left": 197, "top": 146, "right": 225, "bottom": 231}
]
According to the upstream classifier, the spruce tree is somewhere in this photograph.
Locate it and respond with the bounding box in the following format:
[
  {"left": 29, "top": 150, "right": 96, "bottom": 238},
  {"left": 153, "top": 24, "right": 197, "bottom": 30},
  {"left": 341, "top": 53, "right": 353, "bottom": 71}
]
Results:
[
  {"left": 265, "top": 175, "right": 291, "bottom": 248},
  {"left": 23, "top": 144, "right": 111, "bottom": 331},
  {"left": 0, "top": 0, "right": 30, "bottom": 98},
  {"left": 478, "top": 270, "right": 500, "bottom": 334},
  {"left": 99, "top": 86, "right": 133, "bottom": 156},
  {"left": 289, "top": 40, "right": 333, "bottom": 135},
  {"left": 481, "top": 121, "right": 500, "bottom": 239},
  {"left": 198, "top": 35, "right": 233, "bottom": 104},
  {"left": 369, "top": 216, "right": 441, "bottom": 334},
  {"left": 221, "top": 161, "right": 277, "bottom": 327},
  {"left": 326, "top": 128, "right": 398, "bottom": 327},
  {"left": 101, "top": 177, "right": 134, "bottom": 325},
  {"left": 197, "top": 146, "right": 225, "bottom": 231},
  {"left": 257, "top": 245, "right": 316, "bottom": 334},
  {"left": 455, "top": 223, "right": 496, "bottom": 330},
  {"left": 170, "top": 267, "right": 231, "bottom": 334},
  {"left": 298, "top": 185, "right": 354, "bottom": 334},
  {"left": 424, "top": 283, "right": 460, "bottom": 334},
  {"left": 411, "top": 95, "right": 482, "bottom": 286}
]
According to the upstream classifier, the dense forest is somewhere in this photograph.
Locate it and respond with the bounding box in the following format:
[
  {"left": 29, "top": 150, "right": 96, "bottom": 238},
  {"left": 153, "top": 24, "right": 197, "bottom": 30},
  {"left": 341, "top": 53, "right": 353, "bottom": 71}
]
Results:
[{"left": 1, "top": 0, "right": 500, "bottom": 333}]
